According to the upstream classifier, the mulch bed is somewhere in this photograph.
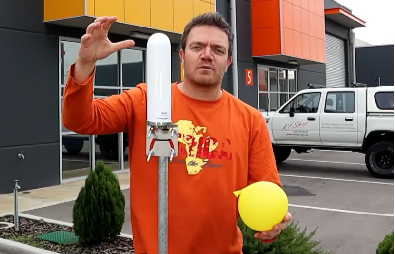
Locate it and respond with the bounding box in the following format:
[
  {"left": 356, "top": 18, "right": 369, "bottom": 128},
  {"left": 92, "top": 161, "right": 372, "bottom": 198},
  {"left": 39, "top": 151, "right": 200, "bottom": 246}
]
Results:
[{"left": 0, "top": 215, "right": 134, "bottom": 254}]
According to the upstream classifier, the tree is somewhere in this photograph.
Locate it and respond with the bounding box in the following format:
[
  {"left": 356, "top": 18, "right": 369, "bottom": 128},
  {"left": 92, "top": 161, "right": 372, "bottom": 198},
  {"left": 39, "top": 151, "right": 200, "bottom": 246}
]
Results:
[{"left": 72, "top": 161, "right": 126, "bottom": 244}]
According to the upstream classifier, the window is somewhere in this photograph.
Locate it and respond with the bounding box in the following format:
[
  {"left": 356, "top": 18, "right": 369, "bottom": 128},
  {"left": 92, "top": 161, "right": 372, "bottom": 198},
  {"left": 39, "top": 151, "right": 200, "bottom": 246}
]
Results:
[
  {"left": 324, "top": 92, "right": 355, "bottom": 113},
  {"left": 61, "top": 41, "right": 80, "bottom": 86},
  {"left": 122, "top": 48, "right": 144, "bottom": 89},
  {"left": 375, "top": 92, "right": 394, "bottom": 110},
  {"left": 94, "top": 51, "right": 119, "bottom": 97},
  {"left": 257, "top": 66, "right": 297, "bottom": 112},
  {"left": 258, "top": 68, "right": 269, "bottom": 111},
  {"left": 280, "top": 92, "right": 321, "bottom": 114}
]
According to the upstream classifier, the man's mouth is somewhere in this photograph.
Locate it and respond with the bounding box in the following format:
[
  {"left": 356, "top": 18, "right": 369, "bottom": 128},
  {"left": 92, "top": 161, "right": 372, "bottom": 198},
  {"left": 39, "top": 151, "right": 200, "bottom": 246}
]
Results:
[{"left": 200, "top": 66, "right": 213, "bottom": 70}]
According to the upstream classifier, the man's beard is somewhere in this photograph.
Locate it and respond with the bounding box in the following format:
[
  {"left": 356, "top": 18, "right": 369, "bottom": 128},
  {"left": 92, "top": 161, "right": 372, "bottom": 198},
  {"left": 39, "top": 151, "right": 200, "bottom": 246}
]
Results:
[{"left": 184, "top": 67, "right": 220, "bottom": 87}]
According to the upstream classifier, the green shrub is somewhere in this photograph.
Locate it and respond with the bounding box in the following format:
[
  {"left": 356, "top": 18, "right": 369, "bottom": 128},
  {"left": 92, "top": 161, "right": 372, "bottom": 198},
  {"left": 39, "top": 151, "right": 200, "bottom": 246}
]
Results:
[
  {"left": 376, "top": 231, "right": 394, "bottom": 254},
  {"left": 72, "top": 160, "right": 126, "bottom": 244},
  {"left": 238, "top": 218, "right": 332, "bottom": 254}
]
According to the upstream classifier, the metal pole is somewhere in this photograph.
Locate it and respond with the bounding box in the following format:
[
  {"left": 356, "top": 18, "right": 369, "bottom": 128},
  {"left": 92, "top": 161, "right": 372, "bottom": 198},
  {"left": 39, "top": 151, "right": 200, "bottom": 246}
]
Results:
[
  {"left": 230, "top": 0, "right": 239, "bottom": 98},
  {"left": 146, "top": 126, "right": 177, "bottom": 254},
  {"left": 13, "top": 180, "right": 20, "bottom": 231},
  {"left": 158, "top": 156, "right": 168, "bottom": 253}
]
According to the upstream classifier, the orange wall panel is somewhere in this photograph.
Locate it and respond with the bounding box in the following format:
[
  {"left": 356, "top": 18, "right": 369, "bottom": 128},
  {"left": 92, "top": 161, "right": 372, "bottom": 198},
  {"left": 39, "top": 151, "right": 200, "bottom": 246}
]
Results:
[
  {"left": 251, "top": 0, "right": 281, "bottom": 56},
  {"left": 173, "top": 0, "right": 193, "bottom": 33},
  {"left": 94, "top": 0, "right": 125, "bottom": 22},
  {"left": 193, "top": 0, "right": 211, "bottom": 16},
  {"left": 125, "top": 0, "right": 151, "bottom": 27},
  {"left": 210, "top": 4, "right": 215, "bottom": 12},
  {"left": 293, "top": 31, "right": 302, "bottom": 57},
  {"left": 280, "top": 0, "right": 325, "bottom": 63},
  {"left": 251, "top": 0, "right": 325, "bottom": 63},
  {"left": 43, "top": 0, "right": 84, "bottom": 21},
  {"left": 85, "top": 0, "right": 95, "bottom": 16},
  {"left": 292, "top": 5, "right": 301, "bottom": 33},
  {"left": 151, "top": 0, "right": 174, "bottom": 31}
]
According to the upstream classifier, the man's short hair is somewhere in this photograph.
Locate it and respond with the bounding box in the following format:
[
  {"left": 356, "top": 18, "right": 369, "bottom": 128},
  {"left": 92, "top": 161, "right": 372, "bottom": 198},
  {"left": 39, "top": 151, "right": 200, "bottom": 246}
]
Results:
[{"left": 181, "top": 12, "right": 234, "bottom": 57}]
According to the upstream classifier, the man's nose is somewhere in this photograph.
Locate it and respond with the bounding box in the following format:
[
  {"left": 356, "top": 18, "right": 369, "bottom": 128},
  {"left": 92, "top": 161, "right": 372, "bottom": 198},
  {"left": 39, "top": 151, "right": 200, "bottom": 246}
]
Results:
[{"left": 201, "top": 46, "right": 214, "bottom": 60}]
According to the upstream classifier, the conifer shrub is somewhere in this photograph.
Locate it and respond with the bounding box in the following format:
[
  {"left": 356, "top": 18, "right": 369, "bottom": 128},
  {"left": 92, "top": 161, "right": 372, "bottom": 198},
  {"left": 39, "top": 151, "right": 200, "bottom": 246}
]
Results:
[
  {"left": 72, "top": 160, "right": 126, "bottom": 244},
  {"left": 238, "top": 218, "right": 332, "bottom": 254},
  {"left": 376, "top": 231, "right": 394, "bottom": 254}
]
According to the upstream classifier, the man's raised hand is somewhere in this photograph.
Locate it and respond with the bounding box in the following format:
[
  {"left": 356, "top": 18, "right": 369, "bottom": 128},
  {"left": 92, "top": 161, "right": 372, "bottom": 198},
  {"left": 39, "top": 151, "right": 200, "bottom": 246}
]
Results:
[{"left": 78, "top": 16, "right": 135, "bottom": 65}]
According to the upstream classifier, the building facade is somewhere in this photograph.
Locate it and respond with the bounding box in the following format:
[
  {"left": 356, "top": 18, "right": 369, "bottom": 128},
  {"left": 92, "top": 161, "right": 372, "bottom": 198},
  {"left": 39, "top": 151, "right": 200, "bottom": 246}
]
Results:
[
  {"left": 0, "top": 0, "right": 365, "bottom": 194},
  {"left": 355, "top": 44, "right": 394, "bottom": 87}
]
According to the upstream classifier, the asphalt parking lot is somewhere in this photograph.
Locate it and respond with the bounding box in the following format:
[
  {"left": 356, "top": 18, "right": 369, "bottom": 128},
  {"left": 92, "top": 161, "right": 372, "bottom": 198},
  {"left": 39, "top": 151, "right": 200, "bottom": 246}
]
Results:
[
  {"left": 27, "top": 149, "right": 393, "bottom": 254},
  {"left": 281, "top": 150, "right": 393, "bottom": 254}
]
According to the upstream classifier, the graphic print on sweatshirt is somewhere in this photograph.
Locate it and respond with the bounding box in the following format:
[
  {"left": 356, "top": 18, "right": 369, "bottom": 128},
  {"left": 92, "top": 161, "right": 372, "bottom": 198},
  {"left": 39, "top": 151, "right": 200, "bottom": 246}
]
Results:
[{"left": 175, "top": 119, "right": 232, "bottom": 175}]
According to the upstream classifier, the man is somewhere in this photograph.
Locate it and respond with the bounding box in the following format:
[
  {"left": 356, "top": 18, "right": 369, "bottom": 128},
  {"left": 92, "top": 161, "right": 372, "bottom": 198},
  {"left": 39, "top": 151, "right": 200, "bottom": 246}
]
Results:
[{"left": 62, "top": 12, "right": 292, "bottom": 254}]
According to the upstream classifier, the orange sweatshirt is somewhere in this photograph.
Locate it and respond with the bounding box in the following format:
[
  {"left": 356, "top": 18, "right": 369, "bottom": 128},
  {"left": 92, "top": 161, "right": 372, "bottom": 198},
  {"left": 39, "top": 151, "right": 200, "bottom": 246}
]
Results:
[{"left": 62, "top": 63, "right": 282, "bottom": 254}]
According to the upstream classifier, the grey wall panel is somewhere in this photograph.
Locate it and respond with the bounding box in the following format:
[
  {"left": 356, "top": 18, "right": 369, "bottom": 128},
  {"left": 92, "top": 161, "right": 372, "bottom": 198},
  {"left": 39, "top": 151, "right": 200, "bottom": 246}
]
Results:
[
  {"left": 325, "top": 19, "right": 349, "bottom": 40},
  {"left": 324, "top": 0, "right": 352, "bottom": 12},
  {"left": 298, "top": 70, "right": 326, "bottom": 90},
  {"left": 0, "top": 0, "right": 45, "bottom": 34},
  {"left": 255, "top": 58, "right": 299, "bottom": 69},
  {"left": 221, "top": 67, "right": 233, "bottom": 94},
  {"left": 237, "top": 62, "right": 257, "bottom": 108},
  {"left": 215, "top": 0, "right": 231, "bottom": 23},
  {"left": 215, "top": 0, "right": 233, "bottom": 94},
  {"left": 356, "top": 45, "right": 394, "bottom": 86},
  {"left": 0, "top": 29, "right": 59, "bottom": 147},
  {"left": 0, "top": 143, "right": 60, "bottom": 195},
  {"left": 299, "top": 63, "right": 326, "bottom": 74},
  {"left": 235, "top": 0, "right": 253, "bottom": 63}
]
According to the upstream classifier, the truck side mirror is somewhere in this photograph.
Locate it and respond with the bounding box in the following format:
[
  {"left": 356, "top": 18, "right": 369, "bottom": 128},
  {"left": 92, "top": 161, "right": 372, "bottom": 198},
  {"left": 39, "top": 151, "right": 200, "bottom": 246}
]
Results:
[{"left": 289, "top": 107, "right": 295, "bottom": 117}]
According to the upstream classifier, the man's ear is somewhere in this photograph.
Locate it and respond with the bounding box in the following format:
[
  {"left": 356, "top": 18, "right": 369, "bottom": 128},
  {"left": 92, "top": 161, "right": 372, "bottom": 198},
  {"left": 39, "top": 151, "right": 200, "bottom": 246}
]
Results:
[
  {"left": 179, "top": 49, "right": 185, "bottom": 67},
  {"left": 227, "top": 56, "right": 232, "bottom": 68}
]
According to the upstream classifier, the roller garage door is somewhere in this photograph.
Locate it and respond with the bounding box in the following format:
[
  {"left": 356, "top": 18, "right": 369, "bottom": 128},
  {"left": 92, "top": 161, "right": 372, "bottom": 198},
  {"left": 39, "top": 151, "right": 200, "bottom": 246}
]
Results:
[{"left": 325, "top": 33, "right": 346, "bottom": 87}]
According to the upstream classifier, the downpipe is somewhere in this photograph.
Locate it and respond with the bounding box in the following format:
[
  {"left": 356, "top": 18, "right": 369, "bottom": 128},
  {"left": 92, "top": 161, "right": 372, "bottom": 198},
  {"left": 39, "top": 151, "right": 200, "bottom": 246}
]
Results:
[
  {"left": 349, "top": 30, "right": 356, "bottom": 85},
  {"left": 230, "top": 0, "right": 239, "bottom": 98}
]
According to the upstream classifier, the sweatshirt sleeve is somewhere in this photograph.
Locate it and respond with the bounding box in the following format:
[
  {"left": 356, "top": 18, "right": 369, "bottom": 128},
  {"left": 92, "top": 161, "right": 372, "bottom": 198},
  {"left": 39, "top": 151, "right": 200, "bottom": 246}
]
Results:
[
  {"left": 62, "top": 62, "right": 137, "bottom": 135},
  {"left": 247, "top": 111, "right": 282, "bottom": 187}
]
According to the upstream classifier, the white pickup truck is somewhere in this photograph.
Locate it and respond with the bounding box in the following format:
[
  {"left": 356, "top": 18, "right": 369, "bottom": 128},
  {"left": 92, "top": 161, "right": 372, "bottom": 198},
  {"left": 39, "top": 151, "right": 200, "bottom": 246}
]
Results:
[{"left": 263, "top": 84, "right": 394, "bottom": 178}]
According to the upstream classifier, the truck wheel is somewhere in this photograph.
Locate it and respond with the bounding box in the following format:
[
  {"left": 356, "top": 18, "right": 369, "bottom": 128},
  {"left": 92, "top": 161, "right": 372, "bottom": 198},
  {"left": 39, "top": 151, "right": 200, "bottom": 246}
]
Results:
[
  {"left": 99, "top": 141, "right": 119, "bottom": 160},
  {"left": 365, "top": 141, "right": 394, "bottom": 178},
  {"left": 63, "top": 139, "right": 83, "bottom": 155},
  {"left": 273, "top": 147, "right": 292, "bottom": 164}
]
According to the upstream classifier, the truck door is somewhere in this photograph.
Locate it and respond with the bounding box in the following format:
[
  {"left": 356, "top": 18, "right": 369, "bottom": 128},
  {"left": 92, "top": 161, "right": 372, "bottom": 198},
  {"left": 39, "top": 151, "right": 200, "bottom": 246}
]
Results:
[
  {"left": 319, "top": 90, "right": 358, "bottom": 147},
  {"left": 271, "top": 91, "right": 322, "bottom": 145}
]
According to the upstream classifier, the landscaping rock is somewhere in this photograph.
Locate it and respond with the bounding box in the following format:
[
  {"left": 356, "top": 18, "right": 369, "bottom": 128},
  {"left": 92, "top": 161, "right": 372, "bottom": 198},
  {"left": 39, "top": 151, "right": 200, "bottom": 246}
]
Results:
[{"left": 0, "top": 215, "right": 134, "bottom": 254}]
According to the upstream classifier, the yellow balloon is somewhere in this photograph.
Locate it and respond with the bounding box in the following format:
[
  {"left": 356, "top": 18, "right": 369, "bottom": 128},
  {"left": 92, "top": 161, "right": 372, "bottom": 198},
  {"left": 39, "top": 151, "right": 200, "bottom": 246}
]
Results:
[{"left": 234, "top": 181, "right": 288, "bottom": 232}]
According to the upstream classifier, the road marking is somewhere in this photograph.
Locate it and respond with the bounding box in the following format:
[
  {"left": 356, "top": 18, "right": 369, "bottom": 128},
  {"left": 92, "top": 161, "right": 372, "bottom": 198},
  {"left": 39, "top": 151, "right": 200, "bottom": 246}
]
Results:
[
  {"left": 288, "top": 158, "right": 366, "bottom": 166},
  {"left": 280, "top": 174, "right": 394, "bottom": 185},
  {"left": 289, "top": 204, "right": 394, "bottom": 217},
  {"left": 311, "top": 149, "right": 353, "bottom": 153}
]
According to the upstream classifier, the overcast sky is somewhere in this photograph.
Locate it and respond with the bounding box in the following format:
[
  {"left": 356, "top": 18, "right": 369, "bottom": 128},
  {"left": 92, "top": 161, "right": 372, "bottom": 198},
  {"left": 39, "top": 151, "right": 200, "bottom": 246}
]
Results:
[{"left": 338, "top": 0, "right": 394, "bottom": 45}]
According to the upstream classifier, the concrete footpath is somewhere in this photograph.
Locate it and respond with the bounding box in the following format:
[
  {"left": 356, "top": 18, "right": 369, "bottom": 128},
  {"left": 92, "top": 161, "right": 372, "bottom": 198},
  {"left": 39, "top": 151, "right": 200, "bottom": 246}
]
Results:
[
  {"left": 0, "top": 172, "right": 130, "bottom": 217},
  {"left": 25, "top": 189, "right": 132, "bottom": 235}
]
